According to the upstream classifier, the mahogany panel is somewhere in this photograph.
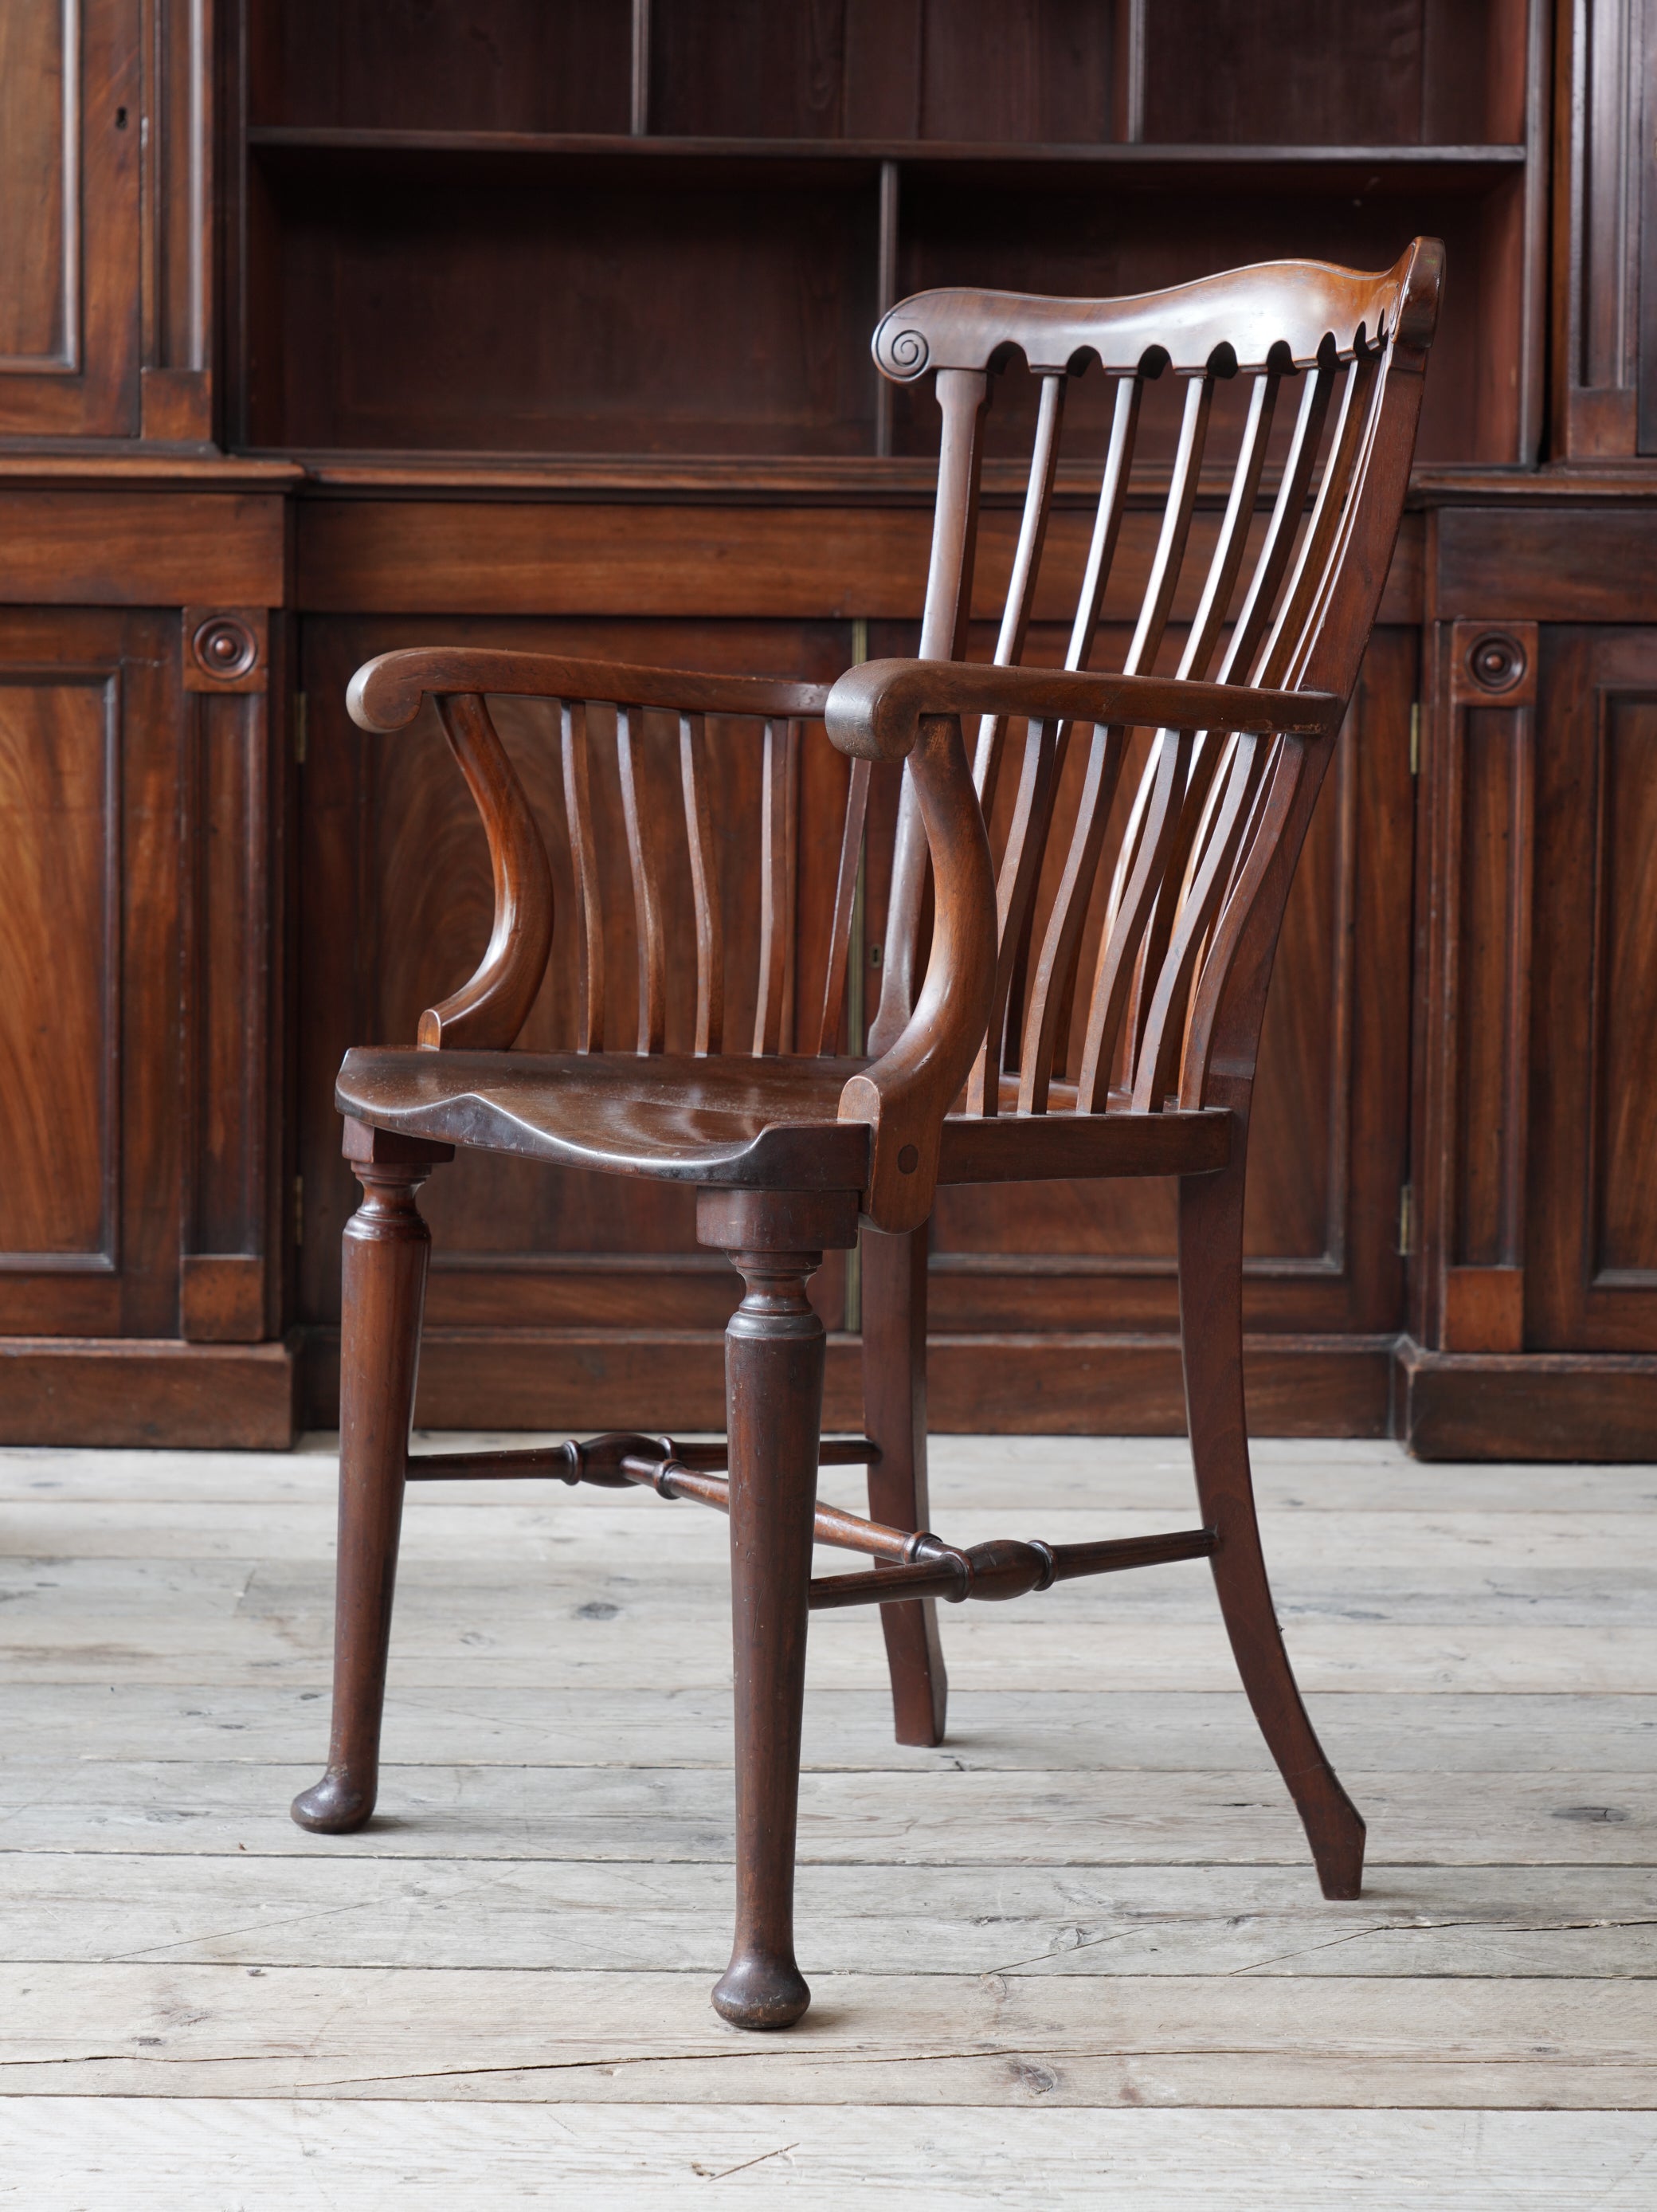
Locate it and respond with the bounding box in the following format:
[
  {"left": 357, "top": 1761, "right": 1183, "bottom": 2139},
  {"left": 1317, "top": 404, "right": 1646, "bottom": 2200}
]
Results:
[
  {"left": 295, "top": 496, "right": 1424, "bottom": 625},
  {"left": 1142, "top": 0, "right": 1518, "bottom": 147},
  {"left": 0, "top": 0, "right": 140, "bottom": 436},
  {"left": 1526, "top": 628, "right": 1657, "bottom": 1353},
  {"left": 249, "top": 0, "right": 633, "bottom": 134},
  {"left": 0, "top": 0, "right": 72, "bottom": 362},
  {"left": 304, "top": 1322, "right": 1390, "bottom": 1437},
  {"left": 0, "top": 611, "right": 187, "bottom": 1341},
  {"left": 251, "top": 153, "right": 879, "bottom": 454},
  {"left": 915, "top": 0, "right": 1116, "bottom": 143},
  {"left": 1397, "top": 1343, "right": 1657, "bottom": 1461},
  {"left": 1594, "top": 698, "right": 1657, "bottom": 1275},
  {"left": 0, "top": 1336, "right": 296, "bottom": 1448},
  {"left": 0, "top": 491, "right": 287, "bottom": 609},
  {"left": 1436, "top": 504, "right": 1657, "bottom": 621},
  {"left": 0, "top": 669, "right": 116, "bottom": 1262},
  {"left": 893, "top": 175, "right": 1518, "bottom": 464}
]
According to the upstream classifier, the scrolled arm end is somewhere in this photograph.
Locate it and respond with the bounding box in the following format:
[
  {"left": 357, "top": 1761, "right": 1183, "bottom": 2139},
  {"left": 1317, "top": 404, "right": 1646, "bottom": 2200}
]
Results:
[
  {"left": 347, "top": 652, "right": 432, "bottom": 734},
  {"left": 825, "top": 659, "right": 942, "bottom": 763}
]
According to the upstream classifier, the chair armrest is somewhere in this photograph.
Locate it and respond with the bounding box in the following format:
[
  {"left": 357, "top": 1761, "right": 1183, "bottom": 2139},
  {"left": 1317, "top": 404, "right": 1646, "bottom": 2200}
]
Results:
[
  {"left": 824, "top": 657, "right": 1344, "bottom": 763},
  {"left": 347, "top": 648, "right": 831, "bottom": 1054},
  {"left": 347, "top": 648, "right": 830, "bottom": 731},
  {"left": 834, "top": 710, "right": 997, "bottom": 1232}
]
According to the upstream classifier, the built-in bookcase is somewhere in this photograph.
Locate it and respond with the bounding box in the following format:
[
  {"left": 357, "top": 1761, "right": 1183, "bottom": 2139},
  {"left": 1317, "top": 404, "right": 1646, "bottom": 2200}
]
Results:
[{"left": 233, "top": 0, "right": 1545, "bottom": 465}]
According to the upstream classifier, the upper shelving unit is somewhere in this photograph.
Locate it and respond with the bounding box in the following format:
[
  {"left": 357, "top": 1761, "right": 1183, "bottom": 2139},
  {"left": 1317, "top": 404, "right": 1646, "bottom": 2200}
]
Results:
[{"left": 233, "top": 0, "right": 1545, "bottom": 467}]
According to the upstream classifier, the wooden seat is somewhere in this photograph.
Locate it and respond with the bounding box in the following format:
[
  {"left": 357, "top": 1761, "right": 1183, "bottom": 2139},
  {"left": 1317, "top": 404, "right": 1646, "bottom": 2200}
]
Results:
[
  {"left": 293, "top": 240, "right": 1445, "bottom": 2034},
  {"left": 335, "top": 1046, "right": 1232, "bottom": 1186}
]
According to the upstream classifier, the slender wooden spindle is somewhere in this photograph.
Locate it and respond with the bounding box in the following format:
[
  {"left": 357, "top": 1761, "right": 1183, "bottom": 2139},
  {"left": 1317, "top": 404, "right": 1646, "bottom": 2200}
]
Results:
[
  {"left": 1073, "top": 374, "right": 1216, "bottom": 1112},
  {"left": 1118, "top": 370, "right": 1284, "bottom": 1080},
  {"left": 1125, "top": 356, "right": 1377, "bottom": 1110},
  {"left": 559, "top": 699, "right": 605, "bottom": 1054},
  {"left": 753, "top": 717, "right": 799, "bottom": 1056},
  {"left": 970, "top": 371, "right": 1067, "bottom": 818},
  {"left": 1118, "top": 359, "right": 1344, "bottom": 1101},
  {"left": 1254, "top": 352, "right": 1378, "bottom": 690},
  {"left": 1014, "top": 376, "right": 1145, "bottom": 1110},
  {"left": 679, "top": 711, "right": 724, "bottom": 1056},
  {"left": 816, "top": 753, "right": 871, "bottom": 1055},
  {"left": 616, "top": 704, "right": 666, "bottom": 1053},
  {"left": 962, "top": 375, "right": 1074, "bottom": 1112}
]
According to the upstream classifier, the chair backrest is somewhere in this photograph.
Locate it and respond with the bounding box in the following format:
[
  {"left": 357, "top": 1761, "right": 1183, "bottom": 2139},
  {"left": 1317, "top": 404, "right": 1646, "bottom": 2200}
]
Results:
[
  {"left": 870, "top": 239, "right": 1443, "bottom": 1120},
  {"left": 361, "top": 242, "right": 1440, "bottom": 1147}
]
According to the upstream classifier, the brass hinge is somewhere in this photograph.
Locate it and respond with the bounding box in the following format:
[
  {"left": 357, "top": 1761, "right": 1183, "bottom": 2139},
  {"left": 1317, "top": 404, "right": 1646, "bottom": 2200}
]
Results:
[
  {"left": 293, "top": 692, "right": 308, "bottom": 766},
  {"left": 1397, "top": 1182, "right": 1414, "bottom": 1257},
  {"left": 1408, "top": 701, "right": 1420, "bottom": 777},
  {"left": 292, "top": 1175, "right": 304, "bottom": 1246}
]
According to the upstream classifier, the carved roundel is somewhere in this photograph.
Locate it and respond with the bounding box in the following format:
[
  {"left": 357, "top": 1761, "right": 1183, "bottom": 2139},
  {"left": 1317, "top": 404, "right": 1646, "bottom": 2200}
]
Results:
[
  {"left": 190, "top": 613, "right": 260, "bottom": 684},
  {"left": 1463, "top": 630, "right": 1526, "bottom": 696}
]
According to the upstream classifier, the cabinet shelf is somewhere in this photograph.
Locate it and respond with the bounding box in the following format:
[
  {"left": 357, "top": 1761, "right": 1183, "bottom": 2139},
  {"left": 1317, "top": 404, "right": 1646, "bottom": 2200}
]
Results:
[{"left": 248, "top": 125, "right": 1526, "bottom": 192}]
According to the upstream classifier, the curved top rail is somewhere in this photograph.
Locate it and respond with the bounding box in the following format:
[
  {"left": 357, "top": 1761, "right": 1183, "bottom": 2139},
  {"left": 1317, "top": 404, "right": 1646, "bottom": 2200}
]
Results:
[{"left": 872, "top": 241, "right": 1444, "bottom": 384}]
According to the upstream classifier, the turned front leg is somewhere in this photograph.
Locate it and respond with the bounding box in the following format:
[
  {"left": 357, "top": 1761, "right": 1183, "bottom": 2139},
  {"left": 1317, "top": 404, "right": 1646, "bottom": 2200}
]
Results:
[
  {"left": 699, "top": 1186, "right": 859, "bottom": 2031},
  {"left": 292, "top": 1122, "right": 450, "bottom": 1835}
]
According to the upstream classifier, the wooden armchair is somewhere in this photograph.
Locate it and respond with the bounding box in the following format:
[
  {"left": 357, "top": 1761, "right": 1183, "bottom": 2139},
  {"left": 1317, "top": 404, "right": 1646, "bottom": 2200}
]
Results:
[{"left": 292, "top": 240, "right": 1444, "bottom": 2030}]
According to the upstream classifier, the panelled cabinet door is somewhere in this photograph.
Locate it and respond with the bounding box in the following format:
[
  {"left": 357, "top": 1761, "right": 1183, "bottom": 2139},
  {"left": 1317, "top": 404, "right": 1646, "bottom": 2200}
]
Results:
[
  {"left": 1529, "top": 628, "right": 1657, "bottom": 1351},
  {"left": 0, "top": 0, "right": 140, "bottom": 436},
  {"left": 0, "top": 608, "right": 182, "bottom": 1335}
]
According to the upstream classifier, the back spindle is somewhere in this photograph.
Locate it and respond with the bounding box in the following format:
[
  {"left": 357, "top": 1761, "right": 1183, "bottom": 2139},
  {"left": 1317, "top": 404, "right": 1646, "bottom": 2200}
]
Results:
[
  {"left": 616, "top": 703, "right": 666, "bottom": 1054},
  {"left": 678, "top": 711, "right": 725, "bottom": 1056},
  {"left": 558, "top": 698, "right": 605, "bottom": 1055}
]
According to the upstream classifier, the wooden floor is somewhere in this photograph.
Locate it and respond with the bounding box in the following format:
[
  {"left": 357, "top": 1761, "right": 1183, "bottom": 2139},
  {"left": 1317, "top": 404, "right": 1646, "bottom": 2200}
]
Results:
[{"left": 0, "top": 1435, "right": 1654, "bottom": 2206}]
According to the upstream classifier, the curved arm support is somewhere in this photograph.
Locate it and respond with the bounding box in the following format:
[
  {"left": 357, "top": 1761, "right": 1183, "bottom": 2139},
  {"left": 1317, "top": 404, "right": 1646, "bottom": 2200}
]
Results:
[
  {"left": 834, "top": 715, "right": 996, "bottom": 1232},
  {"left": 347, "top": 648, "right": 830, "bottom": 731},
  {"left": 825, "top": 657, "right": 1342, "bottom": 765},
  {"left": 418, "top": 694, "right": 555, "bottom": 1052}
]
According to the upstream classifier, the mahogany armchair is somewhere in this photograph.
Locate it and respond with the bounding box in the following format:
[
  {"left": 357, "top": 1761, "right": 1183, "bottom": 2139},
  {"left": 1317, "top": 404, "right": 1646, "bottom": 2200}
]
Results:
[{"left": 293, "top": 241, "right": 1444, "bottom": 2030}]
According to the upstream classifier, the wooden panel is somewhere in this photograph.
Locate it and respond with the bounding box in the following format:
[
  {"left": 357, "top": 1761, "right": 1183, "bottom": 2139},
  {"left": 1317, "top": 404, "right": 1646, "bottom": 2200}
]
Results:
[
  {"left": 0, "top": 0, "right": 72, "bottom": 362},
  {"left": 249, "top": 152, "right": 880, "bottom": 454},
  {"left": 0, "top": 669, "right": 117, "bottom": 1265},
  {"left": 140, "top": 0, "right": 216, "bottom": 442},
  {"left": 648, "top": 0, "right": 1116, "bottom": 143},
  {"left": 893, "top": 175, "right": 1522, "bottom": 465},
  {"left": 301, "top": 1322, "right": 1392, "bottom": 1438},
  {"left": 1593, "top": 697, "right": 1657, "bottom": 1276},
  {"left": 1412, "top": 622, "right": 1538, "bottom": 1355},
  {"left": 0, "top": 611, "right": 190, "bottom": 1343},
  {"left": 249, "top": 0, "right": 633, "bottom": 133},
  {"left": 296, "top": 497, "right": 1424, "bottom": 626},
  {"left": 0, "top": 491, "right": 287, "bottom": 609},
  {"left": 1526, "top": 628, "right": 1657, "bottom": 1353},
  {"left": 0, "top": 0, "right": 140, "bottom": 436},
  {"left": 0, "top": 1337, "right": 295, "bottom": 1448},
  {"left": 1144, "top": 0, "right": 1432, "bottom": 145},
  {"left": 1436, "top": 505, "right": 1657, "bottom": 622},
  {"left": 179, "top": 650, "right": 280, "bottom": 1343},
  {"left": 1397, "top": 1343, "right": 1657, "bottom": 1461},
  {"left": 915, "top": 0, "right": 1116, "bottom": 143},
  {"left": 1553, "top": 0, "right": 1646, "bottom": 457}
]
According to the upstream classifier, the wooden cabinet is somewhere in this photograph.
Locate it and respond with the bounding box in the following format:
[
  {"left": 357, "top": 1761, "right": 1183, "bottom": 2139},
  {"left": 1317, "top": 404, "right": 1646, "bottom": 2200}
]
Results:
[{"left": 2, "top": 0, "right": 1655, "bottom": 1455}]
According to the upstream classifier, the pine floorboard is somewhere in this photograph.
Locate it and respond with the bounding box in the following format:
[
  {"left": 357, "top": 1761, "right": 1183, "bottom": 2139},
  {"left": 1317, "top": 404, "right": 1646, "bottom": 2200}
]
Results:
[{"left": 0, "top": 1433, "right": 1653, "bottom": 2206}]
